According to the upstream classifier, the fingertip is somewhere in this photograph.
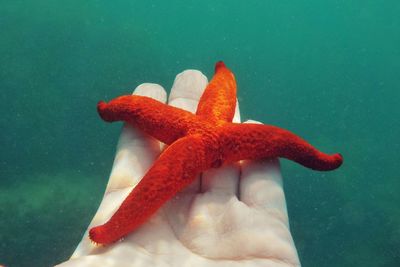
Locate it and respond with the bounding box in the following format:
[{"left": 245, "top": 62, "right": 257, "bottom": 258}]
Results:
[
  {"left": 132, "top": 83, "right": 167, "bottom": 104},
  {"left": 243, "top": 119, "right": 262, "bottom": 124}
]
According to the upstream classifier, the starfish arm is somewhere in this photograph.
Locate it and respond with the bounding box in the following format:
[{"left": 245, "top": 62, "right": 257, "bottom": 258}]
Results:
[
  {"left": 196, "top": 61, "right": 237, "bottom": 124},
  {"left": 97, "top": 95, "right": 201, "bottom": 144},
  {"left": 89, "top": 135, "right": 211, "bottom": 245},
  {"left": 220, "top": 123, "right": 343, "bottom": 171}
]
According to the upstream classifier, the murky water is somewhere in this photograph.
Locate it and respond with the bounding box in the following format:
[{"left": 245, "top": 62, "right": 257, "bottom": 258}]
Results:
[{"left": 1, "top": 1, "right": 399, "bottom": 266}]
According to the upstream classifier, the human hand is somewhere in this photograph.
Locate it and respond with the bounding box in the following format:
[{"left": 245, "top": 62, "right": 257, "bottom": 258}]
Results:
[{"left": 56, "top": 69, "right": 301, "bottom": 267}]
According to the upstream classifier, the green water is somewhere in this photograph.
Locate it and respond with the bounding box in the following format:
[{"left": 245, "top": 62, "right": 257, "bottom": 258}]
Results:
[{"left": 1, "top": 1, "right": 399, "bottom": 266}]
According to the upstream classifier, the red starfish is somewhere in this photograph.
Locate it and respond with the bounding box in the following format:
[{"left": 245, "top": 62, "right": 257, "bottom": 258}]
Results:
[{"left": 89, "top": 61, "right": 343, "bottom": 245}]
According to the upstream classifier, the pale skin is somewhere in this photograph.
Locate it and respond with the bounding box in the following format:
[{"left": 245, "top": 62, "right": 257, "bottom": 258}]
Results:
[{"left": 56, "top": 70, "right": 301, "bottom": 267}]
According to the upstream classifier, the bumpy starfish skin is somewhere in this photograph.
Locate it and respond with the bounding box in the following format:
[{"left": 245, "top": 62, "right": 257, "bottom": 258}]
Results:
[{"left": 90, "top": 61, "right": 343, "bottom": 244}]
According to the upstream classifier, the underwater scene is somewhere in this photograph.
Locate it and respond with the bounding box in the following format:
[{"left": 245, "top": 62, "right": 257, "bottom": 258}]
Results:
[{"left": 0, "top": 1, "right": 399, "bottom": 266}]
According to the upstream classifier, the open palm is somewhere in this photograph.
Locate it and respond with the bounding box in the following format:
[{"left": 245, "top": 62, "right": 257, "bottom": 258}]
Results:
[{"left": 57, "top": 69, "right": 300, "bottom": 267}]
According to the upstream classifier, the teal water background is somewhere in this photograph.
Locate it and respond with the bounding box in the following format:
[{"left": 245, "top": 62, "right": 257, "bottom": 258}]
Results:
[{"left": 1, "top": 1, "right": 399, "bottom": 266}]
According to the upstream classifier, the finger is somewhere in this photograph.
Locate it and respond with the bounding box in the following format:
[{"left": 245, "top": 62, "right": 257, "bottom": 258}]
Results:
[
  {"left": 104, "top": 83, "right": 167, "bottom": 193},
  {"left": 201, "top": 100, "right": 241, "bottom": 197},
  {"left": 168, "top": 69, "right": 208, "bottom": 112},
  {"left": 168, "top": 70, "right": 208, "bottom": 194},
  {"left": 239, "top": 119, "right": 289, "bottom": 225}
]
